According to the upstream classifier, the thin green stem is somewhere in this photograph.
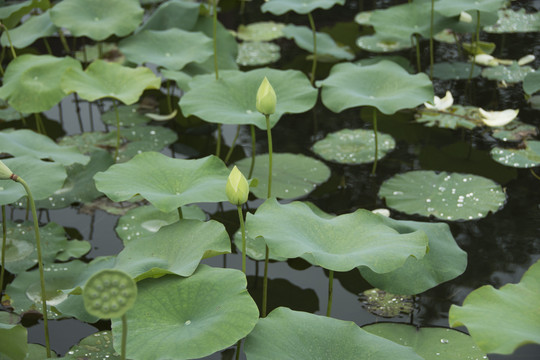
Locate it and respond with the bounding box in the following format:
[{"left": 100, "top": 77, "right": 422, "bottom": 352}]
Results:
[
  {"left": 530, "top": 168, "right": 540, "bottom": 181},
  {"left": 97, "top": 42, "right": 103, "bottom": 59},
  {"left": 248, "top": 125, "right": 256, "bottom": 179},
  {"left": 429, "top": 0, "right": 434, "bottom": 79},
  {"left": 34, "top": 113, "right": 46, "bottom": 136},
  {"left": 1, "top": 205, "right": 6, "bottom": 293},
  {"left": 14, "top": 176, "right": 51, "bottom": 357},
  {"left": 113, "top": 100, "right": 120, "bottom": 162},
  {"left": 0, "top": 22, "right": 17, "bottom": 59},
  {"left": 326, "top": 270, "right": 334, "bottom": 317},
  {"left": 262, "top": 245, "right": 269, "bottom": 317},
  {"left": 58, "top": 29, "right": 71, "bottom": 54},
  {"left": 121, "top": 314, "right": 128, "bottom": 360},
  {"left": 265, "top": 115, "right": 273, "bottom": 198},
  {"left": 0, "top": 46, "right": 5, "bottom": 76},
  {"left": 237, "top": 205, "right": 246, "bottom": 274},
  {"left": 216, "top": 124, "right": 222, "bottom": 158},
  {"left": 415, "top": 34, "right": 421, "bottom": 73},
  {"left": 43, "top": 37, "right": 53, "bottom": 55},
  {"left": 307, "top": 12, "right": 317, "bottom": 86},
  {"left": 224, "top": 125, "right": 241, "bottom": 164},
  {"left": 468, "top": 11, "right": 481, "bottom": 83},
  {"left": 212, "top": 0, "right": 219, "bottom": 80},
  {"left": 235, "top": 339, "right": 242, "bottom": 360},
  {"left": 371, "top": 108, "right": 378, "bottom": 175},
  {"left": 166, "top": 80, "right": 172, "bottom": 113},
  {"left": 177, "top": 207, "right": 183, "bottom": 220}
]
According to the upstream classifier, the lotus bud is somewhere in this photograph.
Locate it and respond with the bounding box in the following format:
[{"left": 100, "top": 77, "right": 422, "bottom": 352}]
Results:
[
  {"left": 479, "top": 108, "right": 519, "bottom": 127},
  {"left": 459, "top": 11, "right": 472, "bottom": 23},
  {"left": 256, "top": 77, "right": 276, "bottom": 115},
  {"left": 0, "top": 160, "right": 13, "bottom": 180},
  {"left": 226, "top": 166, "right": 249, "bottom": 205},
  {"left": 518, "top": 54, "right": 535, "bottom": 66},
  {"left": 424, "top": 90, "right": 453, "bottom": 111}
]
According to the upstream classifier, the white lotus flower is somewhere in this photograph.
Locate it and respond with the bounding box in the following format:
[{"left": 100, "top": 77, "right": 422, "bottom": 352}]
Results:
[
  {"left": 518, "top": 54, "right": 535, "bottom": 66},
  {"left": 459, "top": 11, "right": 472, "bottom": 23},
  {"left": 372, "top": 208, "right": 390, "bottom": 217},
  {"left": 424, "top": 91, "right": 454, "bottom": 111},
  {"left": 474, "top": 54, "right": 498, "bottom": 67},
  {"left": 479, "top": 108, "right": 519, "bottom": 127}
]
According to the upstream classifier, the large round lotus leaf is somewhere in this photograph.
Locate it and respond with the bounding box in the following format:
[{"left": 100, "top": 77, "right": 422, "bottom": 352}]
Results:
[
  {"left": 415, "top": 105, "right": 481, "bottom": 130},
  {"left": 116, "top": 204, "right": 206, "bottom": 244},
  {"left": 435, "top": 0, "right": 505, "bottom": 17},
  {"left": 0, "top": 54, "right": 82, "bottom": 113},
  {"left": 482, "top": 63, "right": 534, "bottom": 83},
  {"left": 358, "top": 216, "right": 467, "bottom": 295},
  {"left": 485, "top": 9, "right": 540, "bottom": 33},
  {"left": 237, "top": 41, "right": 281, "bottom": 66},
  {"left": 0, "top": 0, "right": 50, "bottom": 29},
  {"left": 312, "top": 128, "right": 395, "bottom": 165},
  {"left": 118, "top": 29, "right": 213, "bottom": 71},
  {"left": 523, "top": 71, "right": 540, "bottom": 96},
  {"left": 61, "top": 60, "right": 161, "bottom": 105},
  {"left": 234, "top": 153, "right": 331, "bottom": 199},
  {"left": 245, "top": 199, "right": 428, "bottom": 272},
  {"left": 50, "top": 0, "right": 143, "bottom": 41},
  {"left": 111, "top": 265, "right": 259, "bottom": 359},
  {"left": 244, "top": 307, "right": 422, "bottom": 360},
  {"left": 364, "top": 323, "right": 487, "bottom": 359},
  {"left": 0, "top": 156, "right": 67, "bottom": 206},
  {"left": 138, "top": 0, "right": 199, "bottom": 32},
  {"left": 237, "top": 21, "right": 285, "bottom": 41},
  {"left": 449, "top": 259, "right": 540, "bottom": 354},
  {"left": 431, "top": 62, "right": 481, "bottom": 80},
  {"left": 233, "top": 229, "right": 288, "bottom": 261},
  {"left": 0, "top": 129, "right": 89, "bottom": 166},
  {"left": 357, "top": 56, "right": 414, "bottom": 73},
  {"left": 100, "top": 104, "right": 151, "bottom": 127},
  {"left": 490, "top": 141, "right": 540, "bottom": 168},
  {"left": 261, "top": 0, "right": 345, "bottom": 15},
  {"left": 318, "top": 61, "right": 433, "bottom": 114},
  {"left": 94, "top": 152, "right": 230, "bottom": 213},
  {"left": 116, "top": 125, "right": 178, "bottom": 163},
  {"left": 62, "top": 331, "right": 120, "bottom": 360},
  {"left": 359, "top": 289, "right": 414, "bottom": 317},
  {"left": 115, "top": 219, "right": 230, "bottom": 281},
  {"left": 378, "top": 171, "right": 506, "bottom": 221},
  {"left": 180, "top": 68, "right": 316, "bottom": 129},
  {"left": 0, "top": 10, "right": 56, "bottom": 48},
  {"left": 0, "top": 312, "right": 27, "bottom": 360},
  {"left": 282, "top": 24, "right": 353, "bottom": 60},
  {"left": 356, "top": 34, "right": 411, "bottom": 53}
]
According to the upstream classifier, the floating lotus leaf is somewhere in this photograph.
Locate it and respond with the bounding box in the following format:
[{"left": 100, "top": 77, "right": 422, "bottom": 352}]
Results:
[
  {"left": 0, "top": 54, "right": 82, "bottom": 113},
  {"left": 234, "top": 153, "right": 331, "bottom": 199},
  {"left": 435, "top": 0, "right": 505, "bottom": 17},
  {"left": 115, "top": 125, "right": 178, "bottom": 163},
  {"left": 138, "top": 0, "right": 199, "bottom": 32},
  {"left": 0, "top": 312, "right": 27, "bottom": 360},
  {"left": 0, "top": 99, "right": 25, "bottom": 121},
  {"left": 359, "top": 289, "right": 414, "bottom": 317},
  {"left": 244, "top": 307, "right": 423, "bottom": 359},
  {"left": 161, "top": 69, "right": 193, "bottom": 91},
  {"left": 61, "top": 331, "right": 120, "bottom": 360},
  {"left": 59, "top": 132, "right": 117, "bottom": 155},
  {"left": 180, "top": 68, "right": 317, "bottom": 129},
  {"left": 481, "top": 62, "right": 534, "bottom": 83},
  {"left": 237, "top": 41, "right": 281, "bottom": 66},
  {"left": 116, "top": 204, "right": 206, "bottom": 244},
  {"left": 358, "top": 215, "right": 467, "bottom": 295},
  {"left": 354, "top": 11, "right": 372, "bottom": 25},
  {"left": 449, "top": 259, "right": 540, "bottom": 354},
  {"left": 312, "top": 128, "right": 395, "bottom": 165},
  {"left": 0, "top": 10, "right": 56, "bottom": 48},
  {"left": 237, "top": 21, "right": 285, "bottom": 41},
  {"left": 491, "top": 120, "right": 537, "bottom": 142},
  {"left": 364, "top": 323, "right": 487, "bottom": 359},
  {"left": 356, "top": 34, "right": 411, "bottom": 53},
  {"left": 0, "top": 0, "right": 50, "bottom": 29},
  {"left": 490, "top": 141, "right": 540, "bottom": 168},
  {"left": 246, "top": 199, "right": 428, "bottom": 272},
  {"left": 100, "top": 104, "right": 151, "bottom": 127},
  {"left": 0, "top": 129, "right": 89, "bottom": 166},
  {"left": 282, "top": 24, "right": 353, "bottom": 60},
  {"left": 115, "top": 219, "right": 230, "bottom": 281},
  {"left": 25, "top": 344, "right": 50, "bottom": 359},
  {"left": 261, "top": 0, "right": 345, "bottom": 15},
  {"left": 94, "top": 152, "right": 230, "bottom": 213},
  {"left": 0, "top": 156, "right": 67, "bottom": 206},
  {"left": 111, "top": 265, "right": 259, "bottom": 359},
  {"left": 119, "top": 29, "right": 213, "bottom": 71},
  {"left": 485, "top": 8, "right": 540, "bottom": 33},
  {"left": 50, "top": 0, "right": 143, "bottom": 41},
  {"left": 524, "top": 71, "right": 540, "bottom": 96},
  {"left": 379, "top": 171, "right": 506, "bottom": 221},
  {"left": 431, "top": 62, "right": 481, "bottom": 80},
  {"left": 74, "top": 43, "right": 124, "bottom": 64},
  {"left": 357, "top": 56, "right": 414, "bottom": 73},
  {"left": 318, "top": 61, "right": 433, "bottom": 114},
  {"left": 415, "top": 105, "right": 481, "bottom": 130},
  {"left": 55, "top": 240, "right": 92, "bottom": 262},
  {"left": 61, "top": 60, "right": 161, "bottom": 105}
]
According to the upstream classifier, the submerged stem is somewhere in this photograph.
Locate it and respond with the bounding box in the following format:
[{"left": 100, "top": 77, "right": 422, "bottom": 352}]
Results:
[
  {"left": 371, "top": 108, "right": 378, "bottom": 175},
  {"left": 121, "top": 314, "right": 128, "bottom": 360},
  {"left": 307, "top": 12, "right": 317, "bottom": 85},
  {"left": 248, "top": 125, "right": 256, "bottom": 179},
  {"left": 326, "top": 270, "right": 334, "bottom": 317}
]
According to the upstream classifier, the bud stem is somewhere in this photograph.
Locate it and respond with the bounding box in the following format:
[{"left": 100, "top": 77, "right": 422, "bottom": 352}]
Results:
[
  {"left": 237, "top": 205, "right": 246, "bottom": 274},
  {"left": 326, "top": 270, "right": 334, "bottom": 317},
  {"left": 371, "top": 108, "right": 378, "bottom": 175},
  {"left": 265, "top": 115, "right": 273, "bottom": 198},
  {"left": 121, "top": 314, "right": 128, "bottom": 360},
  {"left": 308, "top": 13, "right": 317, "bottom": 86}
]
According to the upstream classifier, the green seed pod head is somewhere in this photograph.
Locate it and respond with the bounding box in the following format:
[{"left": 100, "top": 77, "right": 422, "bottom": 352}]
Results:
[
  {"left": 83, "top": 269, "right": 137, "bottom": 319},
  {"left": 226, "top": 166, "right": 249, "bottom": 205},
  {"left": 256, "top": 76, "right": 276, "bottom": 115},
  {"left": 0, "top": 160, "right": 13, "bottom": 180}
]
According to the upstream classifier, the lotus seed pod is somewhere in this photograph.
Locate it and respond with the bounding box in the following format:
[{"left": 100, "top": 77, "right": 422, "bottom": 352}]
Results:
[
  {"left": 83, "top": 269, "right": 137, "bottom": 319},
  {"left": 226, "top": 166, "right": 249, "bottom": 205},
  {"left": 256, "top": 76, "right": 276, "bottom": 115},
  {"left": 0, "top": 160, "right": 13, "bottom": 180}
]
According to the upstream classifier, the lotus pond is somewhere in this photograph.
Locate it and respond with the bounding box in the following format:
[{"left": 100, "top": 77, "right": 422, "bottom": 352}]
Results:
[{"left": 0, "top": 0, "right": 540, "bottom": 359}]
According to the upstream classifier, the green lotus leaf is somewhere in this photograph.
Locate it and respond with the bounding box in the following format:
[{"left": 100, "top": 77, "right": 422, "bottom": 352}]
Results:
[
  {"left": 100, "top": 104, "right": 151, "bottom": 127},
  {"left": 161, "top": 69, "right": 193, "bottom": 91},
  {"left": 0, "top": 54, "right": 82, "bottom": 113},
  {"left": 0, "top": 312, "right": 27, "bottom": 360},
  {"left": 244, "top": 307, "right": 423, "bottom": 359},
  {"left": 524, "top": 71, "right": 540, "bottom": 96},
  {"left": 24, "top": 344, "right": 50, "bottom": 359},
  {"left": 94, "top": 152, "right": 230, "bottom": 213},
  {"left": 111, "top": 265, "right": 259, "bottom": 359},
  {"left": 491, "top": 120, "right": 537, "bottom": 142},
  {"left": 354, "top": 11, "right": 372, "bottom": 25},
  {"left": 490, "top": 141, "right": 540, "bottom": 168},
  {"left": 115, "top": 125, "right": 178, "bottom": 163},
  {"left": 59, "top": 132, "right": 117, "bottom": 155},
  {"left": 282, "top": 24, "right": 353, "bottom": 60},
  {"left": 359, "top": 289, "right": 414, "bottom": 317},
  {"left": 0, "top": 156, "right": 67, "bottom": 206},
  {"left": 61, "top": 331, "right": 120, "bottom": 360},
  {"left": 357, "top": 56, "right": 414, "bottom": 73},
  {"left": 55, "top": 240, "right": 92, "bottom": 262},
  {"left": 0, "top": 10, "right": 56, "bottom": 48},
  {"left": 431, "top": 62, "right": 481, "bottom": 80},
  {"left": 115, "top": 204, "right": 206, "bottom": 244},
  {"left": 0, "top": 129, "right": 89, "bottom": 165},
  {"left": 180, "top": 68, "right": 317, "bottom": 129},
  {"left": 312, "top": 128, "right": 395, "bottom": 165},
  {"left": 115, "top": 219, "right": 230, "bottom": 281},
  {"left": 119, "top": 29, "right": 213, "bottom": 71},
  {"left": 246, "top": 199, "right": 428, "bottom": 272},
  {"left": 233, "top": 229, "right": 288, "bottom": 261},
  {"left": 237, "top": 41, "right": 281, "bottom": 66},
  {"left": 449, "top": 259, "right": 540, "bottom": 354},
  {"left": 261, "top": 0, "right": 345, "bottom": 15},
  {"left": 234, "top": 153, "right": 331, "bottom": 199},
  {"left": 74, "top": 43, "right": 124, "bottom": 64},
  {"left": 462, "top": 40, "right": 496, "bottom": 56},
  {"left": 236, "top": 21, "right": 285, "bottom": 41},
  {"left": 358, "top": 216, "right": 467, "bottom": 295},
  {"left": 0, "top": 0, "right": 50, "bottom": 29},
  {"left": 356, "top": 34, "right": 411, "bottom": 53},
  {"left": 318, "top": 61, "right": 433, "bottom": 114},
  {"left": 138, "top": 0, "right": 200, "bottom": 32},
  {"left": 50, "top": 0, "right": 143, "bottom": 41},
  {"left": 481, "top": 62, "right": 534, "bottom": 83},
  {"left": 415, "top": 105, "right": 481, "bottom": 130},
  {"left": 485, "top": 8, "right": 540, "bottom": 33},
  {"left": 435, "top": 0, "right": 505, "bottom": 17},
  {"left": 0, "top": 99, "right": 26, "bottom": 121},
  {"left": 364, "top": 323, "right": 487, "bottom": 359},
  {"left": 61, "top": 59, "right": 161, "bottom": 105},
  {"left": 378, "top": 170, "right": 506, "bottom": 221}
]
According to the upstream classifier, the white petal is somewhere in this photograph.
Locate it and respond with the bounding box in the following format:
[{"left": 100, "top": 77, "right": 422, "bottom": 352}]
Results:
[
  {"left": 474, "top": 54, "right": 498, "bottom": 66},
  {"left": 479, "top": 108, "right": 519, "bottom": 127},
  {"left": 372, "top": 208, "right": 391, "bottom": 217},
  {"left": 438, "top": 91, "right": 454, "bottom": 110},
  {"left": 459, "top": 11, "right": 473, "bottom": 23},
  {"left": 518, "top": 54, "right": 535, "bottom": 66}
]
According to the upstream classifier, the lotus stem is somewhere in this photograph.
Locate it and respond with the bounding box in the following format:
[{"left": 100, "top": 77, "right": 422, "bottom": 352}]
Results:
[
  {"left": 235, "top": 339, "right": 242, "bottom": 360},
  {"left": 212, "top": 0, "right": 219, "bottom": 80},
  {"left": 43, "top": 38, "right": 53, "bottom": 55},
  {"left": 1, "top": 205, "right": 6, "bottom": 293},
  {"left": 468, "top": 11, "right": 481, "bottom": 83},
  {"left": 326, "top": 270, "right": 334, "bottom": 317},
  {"left": 262, "top": 245, "right": 269, "bottom": 317},
  {"left": 58, "top": 28, "right": 71, "bottom": 54},
  {"left": 414, "top": 34, "right": 421, "bottom": 73},
  {"left": 307, "top": 12, "right": 318, "bottom": 86},
  {"left": 13, "top": 175, "right": 51, "bottom": 357},
  {"left": 97, "top": 42, "right": 103, "bottom": 59},
  {"left": 248, "top": 125, "right": 256, "bottom": 179},
  {"left": 429, "top": 0, "right": 434, "bottom": 79},
  {"left": 265, "top": 115, "right": 273, "bottom": 198},
  {"left": 237, "top": 205, "right": 246, "bottom": 274},
  {"left": 177, "top": 207, "right": 183, "bottom": 220},
  {"left": 0, "top": 46, "right": 5, "bottom": 76},
  {"left": 216, "top": 125, "right": 222, "bottom": 158},
  {"left": 530, "top": 169, "right": 540, "bottom": 181},
  {"left": 0, "top": 22, "right": 17, "bottom": 59},
  {"left": 121, "top": 314, "right": 128, "bottom": 360},
  {"left": 34, "top": 113, "right": 46, "bottom": 136},
  {"left": 371, "top": 108, "right": 378, "bottom": 175},
  {"left": 224, "top": 125, "right": 241, "bottom": 164},
  {"left": 74, "top": 94, "right": 84, "bottom": 133},
  {"left": 166, "top": 80, "right": 173, "bottom": 114},
  {"left": 113, "top": 100, "right": 120, "bottom": 162}
]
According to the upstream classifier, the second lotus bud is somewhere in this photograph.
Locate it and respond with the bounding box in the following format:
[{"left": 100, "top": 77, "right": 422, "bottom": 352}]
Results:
[
  {"left": 0, "top": 159, "right": 13, "bottom": 180},
  {"left": 226, "top": 166, "right": 249, "bottom": 205}
]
